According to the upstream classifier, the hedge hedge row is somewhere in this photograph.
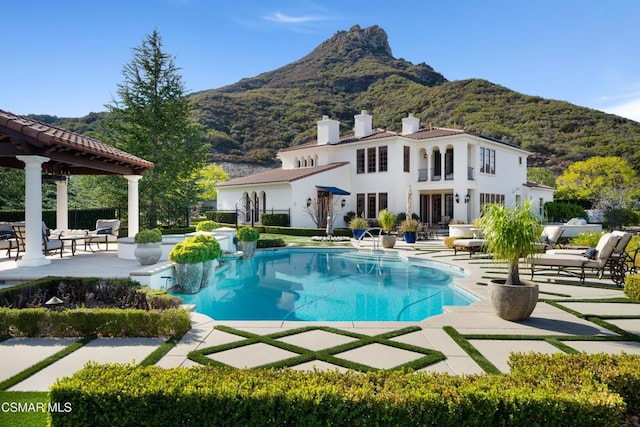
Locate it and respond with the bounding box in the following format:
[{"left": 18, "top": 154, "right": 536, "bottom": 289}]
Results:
[
  {"left": 624, "top": 275, "right": 640, "bottom": 302},
  {"left": 47, "top": 353, "right": 638, "bottom": 426},
  {"left": 0, "top": 307, "right": 191, "bottom": 337}
]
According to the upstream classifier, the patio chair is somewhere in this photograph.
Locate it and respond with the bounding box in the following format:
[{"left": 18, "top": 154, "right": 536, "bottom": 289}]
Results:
[
  {"left": 10, "top": 222, "right": 64, "bottom": 260},
  {"left": 536, "top": 225, "right": 564, "bottom": 252},
  {"left": 527, "top": 232, "right": 620, "bottom": 284},
  {"left": 0, "top": 222, "right": 17, "bottom": 259},
  {"left": 85, "top": 219, "right": 121, "bottom": 251}
]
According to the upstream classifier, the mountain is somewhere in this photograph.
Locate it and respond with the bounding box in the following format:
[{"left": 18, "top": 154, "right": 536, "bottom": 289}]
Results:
[{"left": 52, "top": 24, "right": 640, "bottom": 174}]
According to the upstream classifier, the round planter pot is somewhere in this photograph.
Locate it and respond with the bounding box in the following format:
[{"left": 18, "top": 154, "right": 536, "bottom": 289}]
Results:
[
  {"left": 403, "top": 232, "right": 417, "bottom": 244},
  {"left": 237, "top": 240, "right": 257, "bottom": 259},
  {"left": 381, "top": 235, "right": 396, "bottom": 249},
  {"left": 488, "top": 279, "right": 539, "bottom": 321},
  {"left": 174, "top": 262, "right": 204, "bottom": 294},
  {"left": 134, "top": 243, "right": 162, "bottom": 265},
  {"left": 201, "top": 259, "right": 217, "bottom": 288},
  {"left": 352, "top": 229, "right": 365, "bottom": 240}
]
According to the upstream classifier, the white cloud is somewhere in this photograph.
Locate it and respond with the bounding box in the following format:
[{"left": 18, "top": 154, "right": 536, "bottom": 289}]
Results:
[
  {"left": 602, "top": 98, "right": 640, "bottom": 122},
  {"left": 263, "top": 12, "right": 327, "bottom": 24}
]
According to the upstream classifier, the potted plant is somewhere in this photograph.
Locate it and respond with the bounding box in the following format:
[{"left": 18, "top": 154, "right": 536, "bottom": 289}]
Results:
[
  {"left": 195, "top": 220, "right": 220, "bottom": 233},
  {"left": 378, "top": 209, "right": 397, "bottom": 249},
  {"left": 188, "top": 234, "right": 223, "bottom": 288},
  {"left": 349, "top": 216, "right": 369, "bottom": 240},
  {"left": 168, "top": 240, "right": 210, "bottom": 294},
  {"left": 401, "top": 219, "right": 420, "bottom": 244},
  {"left": 236, "top": 227, "right": 260, "bottom": 259},
  {"left": 479, "top": 200, "right": 543, "bottom": 321},
  {"left": 133, "top": 228, "right": 163, "bottom": 265}
]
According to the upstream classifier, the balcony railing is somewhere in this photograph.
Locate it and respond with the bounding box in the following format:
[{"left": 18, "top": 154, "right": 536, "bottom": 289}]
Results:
[
  {"left": 418, "top": 168, "right": 428, "bottom": 182},
  {"left": 468, "top": 166, "right": 474, "bottom": 180}
]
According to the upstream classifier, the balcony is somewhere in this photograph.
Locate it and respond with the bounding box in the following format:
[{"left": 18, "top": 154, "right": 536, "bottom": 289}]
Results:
[{"left": 468, "top": 166, "right": 475, "bottom": 180}]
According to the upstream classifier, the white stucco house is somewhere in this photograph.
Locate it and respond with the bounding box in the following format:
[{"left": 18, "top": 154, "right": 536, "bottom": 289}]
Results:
[{"left": 216, "top": 112, "right": 555, "bottom": 228}]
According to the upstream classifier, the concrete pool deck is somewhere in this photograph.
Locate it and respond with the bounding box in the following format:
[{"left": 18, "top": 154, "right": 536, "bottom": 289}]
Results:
[{"left": 0, "top": 239, "right": 639, "bottom": 391}]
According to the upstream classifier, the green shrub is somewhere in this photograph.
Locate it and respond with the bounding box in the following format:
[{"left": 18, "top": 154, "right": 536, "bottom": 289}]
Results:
[
  {"left": 348, "top": 217, "right": 368, "bottom": 230},
  {"left": 195, "top": 220, "right": 220, "bottom": 232},
  {"left": 261, "top": 213, "right": 289, "bottom": 227},
  {"left": 624, "top": 275, "right": 640, "bottom": 302},
  {"left": 49, "top": 363, "right": 624, "bottom": 426},
  {"left": 400, "top": 219, "right": 421, "bottom": 233},
  {"left": 343, "top": 211, "right": 356, "bottom": 225},
  {"left": 509, "top": 352, "right": 640, "bottom": 414},
  {"left": 544, "top": 202, "right": 588, "bottom": 222},
  {"left": 207, "top": 211, "right": 237, "bottom": 224},
  {"left": 236, "top": 227, "right": 260, "bottom": 242},
  {"left": 258, "top": 225, "right": 351, "bottom": 237},
  {"left": 187, "top": 234, "right": 223, "bottom": 260},
  {"left": 168, "top": 241, "right": 210, "bottom": 264},
  {"left": 378, "top": 209, "right": 396, "bottom": 232},
  {"left": 569, "top": 231, "right": 605, "bottom": 247},
  {"left": 134, "top": 228, "right": 162, "bottom": 244},
  {"left": 257, "top": 238, "right": 286, "bottom": 248},
  {"left": 604, "top": 208, "right": 640, "bottom": 229},
  {"left": 0, "top": 307, "right": 190, "bottom": 337}
]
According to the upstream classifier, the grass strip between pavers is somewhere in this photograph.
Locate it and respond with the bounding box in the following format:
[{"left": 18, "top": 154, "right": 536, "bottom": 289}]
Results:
[
  {"left": 0, "top": 336, "right": 96, "bottom": 391},
  {"left": 188, "top": 325, "right": 446, "bottom": 372},
  {"left": 139, "top": 333, "right": 187, "bottom": 366},
  {"left": 442, "top": 326, "right": 500, "bottom": 374}
]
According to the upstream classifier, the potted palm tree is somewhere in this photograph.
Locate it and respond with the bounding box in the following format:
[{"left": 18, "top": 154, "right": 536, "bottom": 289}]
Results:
[
  {"left": 236, "top": 226, "right": 260, "bottom": 259},
  {"left": 133, "top": 228, "right": 163, "bottom": 265},
  {"left": 479, "top": 201, "right": 543, "bottom": 321},
  {"left": 400, "top": 219, "right": 420, "bottom": 244},
  {"left": 378, "top": 209, "right": 397, "bottom": 249}
]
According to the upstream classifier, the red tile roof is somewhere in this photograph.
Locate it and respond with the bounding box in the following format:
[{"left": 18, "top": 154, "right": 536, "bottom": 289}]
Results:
[
  {"left": 218, "top": 162, "right": 349, "bottom": 187},
  {"left": 0, "top": 108, "right": 154, "bottom": 175}
]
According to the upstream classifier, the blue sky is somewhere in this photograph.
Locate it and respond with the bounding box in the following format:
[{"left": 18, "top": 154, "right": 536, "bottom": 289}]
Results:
[{"left": 3, "top": 0, "right": 640, "bottom": 121}]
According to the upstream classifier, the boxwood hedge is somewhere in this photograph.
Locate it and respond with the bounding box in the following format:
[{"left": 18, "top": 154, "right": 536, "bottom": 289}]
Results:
[
  {"left": 48, "top": 354, "right": 632, "bottom": 426},
  {"left": 624, "top": 274, "right": 640, "bottom": 302}
]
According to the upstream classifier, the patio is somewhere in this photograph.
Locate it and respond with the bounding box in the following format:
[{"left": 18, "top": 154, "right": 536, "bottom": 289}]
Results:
[{"left": 0, "top": 238, "right": 639, "bottom": 392}]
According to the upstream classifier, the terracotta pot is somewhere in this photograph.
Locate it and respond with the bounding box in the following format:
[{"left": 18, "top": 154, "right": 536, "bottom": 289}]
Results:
[{"left": 488, "top": 279, "right": 538, "bottom": 321}]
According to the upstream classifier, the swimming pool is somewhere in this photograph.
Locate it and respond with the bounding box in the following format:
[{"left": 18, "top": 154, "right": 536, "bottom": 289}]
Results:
[{"left": 173, "top": 249, "right": 476, "bottom": 322}]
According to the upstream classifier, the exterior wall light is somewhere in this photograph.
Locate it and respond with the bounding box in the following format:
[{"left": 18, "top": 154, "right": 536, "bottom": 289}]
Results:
[
  {"left": 455, "top": 193, "right": 460, "bottom": 203},
  {"left": 306, "top": 197, "right": 312, "bottom": 207},
  {"left": 464, "top": 194, "right": 471, "bottom": 203}
]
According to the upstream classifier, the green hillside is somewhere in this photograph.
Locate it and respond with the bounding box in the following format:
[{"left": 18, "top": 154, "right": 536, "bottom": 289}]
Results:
[{"left": 50, "top": 24, "right": 640, "bottom": 173}]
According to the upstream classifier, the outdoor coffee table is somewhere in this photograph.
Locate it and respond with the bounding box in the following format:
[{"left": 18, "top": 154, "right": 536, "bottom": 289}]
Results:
[{"left": 57, "top": 235, "right": 90, "bottom": 256}]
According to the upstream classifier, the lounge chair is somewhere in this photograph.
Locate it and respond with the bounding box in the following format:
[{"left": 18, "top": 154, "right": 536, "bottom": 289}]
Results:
[
  {"left": 85, "top": 219, "right": 121, "bottom": 251},
  {"left": 11, "top": 222, "right": 64, "bottom": 260},
  {"left": 527, "top": 232, "right": 620, "bottom": 284},
  {"left": 536, "top": 225, "right": 564, "bottom": 252}
]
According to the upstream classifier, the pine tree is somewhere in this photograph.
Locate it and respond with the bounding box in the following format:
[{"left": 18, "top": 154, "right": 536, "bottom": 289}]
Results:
[{"left": 104, "top": 29, "right": 208, "bottom": 227}]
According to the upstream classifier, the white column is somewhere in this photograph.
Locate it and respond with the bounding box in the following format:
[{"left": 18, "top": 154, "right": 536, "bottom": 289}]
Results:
[
  {"left": 124, "top": 175, "right": 142, "bottom": 237},
  {"left": 55, "top": 178, "right": 69, "bottom": 231},
  {"left": 16, "top": 155, "right": 50, "bottom": 266}
]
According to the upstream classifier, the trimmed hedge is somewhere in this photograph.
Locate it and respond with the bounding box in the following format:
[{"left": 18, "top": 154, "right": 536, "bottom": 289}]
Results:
[
  {"left": 206, "top": 211, "right": 237, "bottom": 224},
  {"left": 508, "top": 352, "right": 640, "bottom": 414},
  {"left": 261, "top": 213, "right": 289, "bottom": 227},
  {"left": 624, "top": 275, "right": 640, "bottom": 302},
  {"left": 49, "top": 358, "right": 627, "bottom": 426},
  {"left": 257, "top": 238, "right": 286, "bottom": 248},
  {"left": 0, "top": 307, "right": 190, "bottom": 337}
]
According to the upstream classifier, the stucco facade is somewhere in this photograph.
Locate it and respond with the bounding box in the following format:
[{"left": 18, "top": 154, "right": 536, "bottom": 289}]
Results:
[{"left": 216, "top": 112, "right": 555, "bottom": 228}]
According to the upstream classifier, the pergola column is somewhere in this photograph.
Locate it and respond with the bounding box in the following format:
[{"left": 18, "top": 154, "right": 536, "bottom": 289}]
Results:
[
  {"left": 16, "top": 155, "right": 50, "bottom": 266},
  {"left": 124, "top": 175, "right": 142, "bottom": 237},
  {"left": 55, "top": 178, "right": 69, "bottom": 231}
]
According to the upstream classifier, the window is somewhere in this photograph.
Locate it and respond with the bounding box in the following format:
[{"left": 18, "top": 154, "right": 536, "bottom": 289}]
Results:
[
  {"left": 378, "top": 192, "right": 388, "bottom": 212},
  {"left": 403, "top": 146, "right": 410, "bottom": 172},
  {"left": 519, "top": 156, "right": 523, "bottom": 166},
  {"left": 367, "top": 193, "right": 376, "bottom": 219},
  {"left": 378, "top": 146, "right": 388, "bottom": 172},
  {"left": 356, "top": 193, "right": 365, "bottom": 217},
  {"left": 480, "top": 147, "right": 496, "bottom": 175},
  {"left": 539, "top": 198, "right": 544, "bottom": 216},
  {"left": 356, "top": 149, "right": 365, "bottom": 174},
  {"left": 367, "top": 147, "right": 377, "bottom": 173},
  {"left": 479, "top": 193, "right": 505, "bottom": 212}
]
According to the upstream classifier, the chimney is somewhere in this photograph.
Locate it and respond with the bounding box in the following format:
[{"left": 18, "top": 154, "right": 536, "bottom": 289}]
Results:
[
  {"left": 401, "top": 113, "right": 420, "bottom": 135},
  {"left": 317, "top": 115, "right": 340, "bottom": 145},
  {"left": 354, "top": 110, "right": 373, "bottom": 138}
]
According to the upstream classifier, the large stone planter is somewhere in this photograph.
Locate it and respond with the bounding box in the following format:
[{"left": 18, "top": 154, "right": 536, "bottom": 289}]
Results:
[
  {"left": 381, "top": 235, "right": 396, "bottom": 249},
  {"left": 488, "top": 280, "right": 538, "bottom": 321},
  {"left": 174, "top": 262, "right": 204, "bottom": 294},
  {"left": 237, "top": 240, "right": 257, "bottom": 259},
  {"left": 134, "top": 243, "right": 162, "bottom": 265},
  {"left": 200, "top": 259, "right": 217, "bottom": 288}
]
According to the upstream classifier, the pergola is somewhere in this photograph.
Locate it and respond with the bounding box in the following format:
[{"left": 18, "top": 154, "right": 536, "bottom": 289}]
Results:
[{"left": 0, "top": 108, "right": 154, "bottom": 267}]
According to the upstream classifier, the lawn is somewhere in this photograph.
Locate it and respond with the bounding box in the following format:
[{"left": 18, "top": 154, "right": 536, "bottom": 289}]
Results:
[
  {"left": 259, "top": 233, "right": 352, "bottom": 247},
  {"left": 0, "top": 391, "right": 49, "bottom": 427}
]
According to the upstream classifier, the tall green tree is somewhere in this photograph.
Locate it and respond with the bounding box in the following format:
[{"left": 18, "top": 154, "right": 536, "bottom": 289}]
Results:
[
  {"left": 556, "top": 156, "right": 637, "bottom": 210},
  {"left": 526, "top": 167, "right": 556, "bottom": 187},
  {"left": 101, "top": 29, "right": 208, "bottom": 227}
]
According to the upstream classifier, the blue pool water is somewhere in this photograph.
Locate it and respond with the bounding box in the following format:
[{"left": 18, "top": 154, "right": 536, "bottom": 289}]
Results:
[{"left": 173, "top": 249, "right": 476, "bottom": 322}]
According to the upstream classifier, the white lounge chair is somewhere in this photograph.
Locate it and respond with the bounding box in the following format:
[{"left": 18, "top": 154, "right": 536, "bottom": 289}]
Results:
[
  {"left": 527, "top": 232, "right": 620, "bottom": 284},
  {"left": 85, "top": 219, "right": 121, "bottom": 251}
]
